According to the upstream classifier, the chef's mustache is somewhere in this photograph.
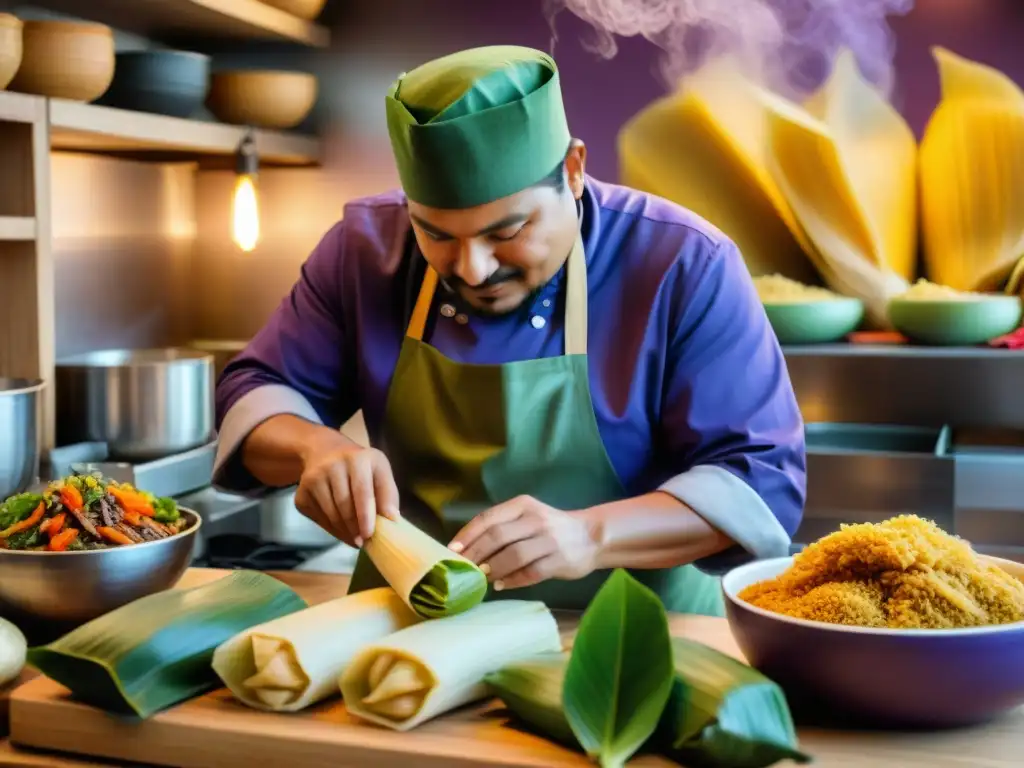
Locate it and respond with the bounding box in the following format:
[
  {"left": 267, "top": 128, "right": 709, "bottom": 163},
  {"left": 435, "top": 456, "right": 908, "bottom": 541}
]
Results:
[{"left": 442, "top": 266, "right": 523, "bottom": 291}]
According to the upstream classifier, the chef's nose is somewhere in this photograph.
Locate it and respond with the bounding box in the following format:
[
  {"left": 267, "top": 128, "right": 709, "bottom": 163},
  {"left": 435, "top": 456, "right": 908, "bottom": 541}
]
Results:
[{"left": 453, "top": 240, "right": 498, "bottom": 287}]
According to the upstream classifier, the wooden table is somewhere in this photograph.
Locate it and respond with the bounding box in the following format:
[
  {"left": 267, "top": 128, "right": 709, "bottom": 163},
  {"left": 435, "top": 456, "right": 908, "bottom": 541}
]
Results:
[{"left": 0, "top": 568, "right": 1020, "bottom": 768}]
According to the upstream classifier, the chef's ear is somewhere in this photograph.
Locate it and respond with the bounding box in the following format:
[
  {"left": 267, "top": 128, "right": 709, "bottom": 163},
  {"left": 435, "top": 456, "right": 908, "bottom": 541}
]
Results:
[{"left": 564, "top": 140, "right": 587, "bottom": 200}]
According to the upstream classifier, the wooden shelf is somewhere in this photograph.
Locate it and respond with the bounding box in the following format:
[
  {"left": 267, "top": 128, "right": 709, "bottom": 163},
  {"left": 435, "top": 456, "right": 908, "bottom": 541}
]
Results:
[
  {"left": 25, "top": 0, "right": 329, "bottom": 47},
  {"left": 0, "top": 217, "right": 36, "bottom": 241},
  {"left": 0, "top": 91, "right": 44, "bottom": 125},
  {"left": 49, "top": 99, "right": 321, "bottom": 167}
]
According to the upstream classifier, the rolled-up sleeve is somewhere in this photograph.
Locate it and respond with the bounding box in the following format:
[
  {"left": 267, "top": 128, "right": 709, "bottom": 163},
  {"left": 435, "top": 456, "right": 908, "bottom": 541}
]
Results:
[
  {"left": 656, "top": 239, "right": 806, "bottom": 566},
  {"left": 213, "top": 221, "right": 358, "bottom": 494}
]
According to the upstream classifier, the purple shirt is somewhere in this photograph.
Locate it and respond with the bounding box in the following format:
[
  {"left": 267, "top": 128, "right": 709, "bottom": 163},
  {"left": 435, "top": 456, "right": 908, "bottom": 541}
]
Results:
[{"left": 214, "top": 177, "right": 806, "bottom": 560}]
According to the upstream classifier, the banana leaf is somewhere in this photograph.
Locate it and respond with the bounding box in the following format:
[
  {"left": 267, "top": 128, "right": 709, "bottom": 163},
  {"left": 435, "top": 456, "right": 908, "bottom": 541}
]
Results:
[
  {"left": 410, "top": 559, "right": 488, "bottom": 618},
  {"left": 362, "top": 516, "right": 487, "bottom": 619},
  {"left": 488, "top": 569, "right": 674, "bottom": 768},
  {"left": 564, "top": 569, "right": 675, "bottom": 767},
  {"left": 27, "top": 570, "right": 308, "bottom": 718},
  {"left": 656, "top": 638, "right": 811, "bottom": 768}
]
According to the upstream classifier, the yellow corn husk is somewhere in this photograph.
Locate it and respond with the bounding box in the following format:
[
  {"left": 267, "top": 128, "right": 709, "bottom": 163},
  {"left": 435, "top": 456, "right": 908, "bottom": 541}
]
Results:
[
  {"left": 617, "top": 56, "right": 822, "bottom": 285},
  {"left": 757, "top": 50, "right": 915, "bottom": 326},
  {"left": 920, "top": 47, "right": 1024, "bottom": 293}
]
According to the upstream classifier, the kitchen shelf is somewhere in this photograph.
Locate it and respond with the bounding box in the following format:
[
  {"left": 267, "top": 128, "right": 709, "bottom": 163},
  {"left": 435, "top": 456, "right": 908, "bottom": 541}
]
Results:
[
  {"left": 49, "top": 99, "right": 321, "bottom": 166},
  {"left": 0, "top": 217, "right": 36, "bottom": 241},
  {"left": 24, "top": 0, "right": 329, "bottom": 47}
]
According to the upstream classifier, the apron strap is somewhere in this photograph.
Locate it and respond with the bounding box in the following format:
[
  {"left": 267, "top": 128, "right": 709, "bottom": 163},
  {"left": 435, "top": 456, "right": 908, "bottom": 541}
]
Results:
[{"left": 406, "top": 231, "right": 588, "bottom": 356}]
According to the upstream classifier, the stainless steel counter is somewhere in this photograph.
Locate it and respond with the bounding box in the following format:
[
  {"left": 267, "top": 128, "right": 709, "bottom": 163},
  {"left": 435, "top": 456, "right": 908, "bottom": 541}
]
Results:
[{"left": 785, "top": 345, "right": 1024, "bottom": 562}]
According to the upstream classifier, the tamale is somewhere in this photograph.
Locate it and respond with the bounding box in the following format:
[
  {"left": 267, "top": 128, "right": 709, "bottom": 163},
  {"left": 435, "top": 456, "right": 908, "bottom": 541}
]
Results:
[
  {"left": 340, "top": 600, "right": 560, "bottom": 731},
  {"left": 26, "top": 571, "right": 307, "bottom": 718},
  {"left": 363, "top": 515, "right": 487, "bottom": 618},
  {"left": 212, "top": 587, "right": 421, "bottom": 712}
]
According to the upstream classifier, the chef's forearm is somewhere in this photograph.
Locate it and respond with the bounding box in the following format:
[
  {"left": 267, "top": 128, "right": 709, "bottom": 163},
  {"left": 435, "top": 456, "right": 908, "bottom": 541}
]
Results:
[
  {"left": 241, "top": 414, "right": 358, "bottom": 488},
  {"left": 579, "top": 492, "right": 734, "bottom": 570}
]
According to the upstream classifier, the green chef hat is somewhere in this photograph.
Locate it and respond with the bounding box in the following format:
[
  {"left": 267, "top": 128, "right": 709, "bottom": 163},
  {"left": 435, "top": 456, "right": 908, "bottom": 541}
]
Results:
[{"left": 386, "top": 45, "right": 572, "bottom": 209}]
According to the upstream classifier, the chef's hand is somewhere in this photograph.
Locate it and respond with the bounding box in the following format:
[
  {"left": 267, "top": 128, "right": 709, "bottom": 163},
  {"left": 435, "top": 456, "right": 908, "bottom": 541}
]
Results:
[
  {"left": 295, "top": 441, "right": 400, "bottom": 548},
  {"left": 448, "top": 496, "right": 599, "bottom": 591}
]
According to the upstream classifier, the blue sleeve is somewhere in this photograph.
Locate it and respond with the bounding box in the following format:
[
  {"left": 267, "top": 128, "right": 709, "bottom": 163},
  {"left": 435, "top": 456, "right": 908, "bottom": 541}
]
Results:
[{"left": 657, "top": 238, "right": 807, "bottom": 567}]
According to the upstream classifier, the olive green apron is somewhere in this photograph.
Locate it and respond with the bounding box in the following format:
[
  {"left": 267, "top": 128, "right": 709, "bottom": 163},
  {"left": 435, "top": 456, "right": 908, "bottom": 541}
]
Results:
[{"left": 347, "top": 232, "right": 724, "bottom": 616}]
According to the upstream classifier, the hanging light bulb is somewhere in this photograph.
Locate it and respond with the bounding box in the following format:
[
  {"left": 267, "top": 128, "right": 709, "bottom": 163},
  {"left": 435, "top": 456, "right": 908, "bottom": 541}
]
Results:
[{"left": 232, "top": 128, "right": 260, "bottom": 253}]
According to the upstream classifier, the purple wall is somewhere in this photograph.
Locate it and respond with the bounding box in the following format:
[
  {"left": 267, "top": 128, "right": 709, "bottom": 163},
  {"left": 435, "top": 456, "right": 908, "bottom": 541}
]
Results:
[{"left": 327, "top": 0, "right": 1024, "bottom": 182}]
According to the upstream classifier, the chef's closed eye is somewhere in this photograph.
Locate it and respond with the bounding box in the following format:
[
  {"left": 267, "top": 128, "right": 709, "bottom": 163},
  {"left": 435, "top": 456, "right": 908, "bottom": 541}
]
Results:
[{"left": 488, "top": 223, "right": 527, "bottom": 242}]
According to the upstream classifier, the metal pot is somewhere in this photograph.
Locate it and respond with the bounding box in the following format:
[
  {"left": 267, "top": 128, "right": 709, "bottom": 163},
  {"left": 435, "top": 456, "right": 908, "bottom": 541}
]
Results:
[
  {"left": 0, "top": 378, "right": 44, "bottom": 500},
  {"left": 55, "top": 348, "right": 214, "bottom": 461}
]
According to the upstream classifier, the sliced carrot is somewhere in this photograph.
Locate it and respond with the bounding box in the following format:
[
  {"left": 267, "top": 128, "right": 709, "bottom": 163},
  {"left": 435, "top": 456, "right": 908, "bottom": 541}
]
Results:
[
  {"left": 59, "top": 485, "right": 84, "bottom": 513},
  {"left": 41, "top": 512, "right": 66, "bottom": 537},
  {"left": 96, "top": 526, "right": 134, "bottom": 546},
  {"left": 0, "top": 502, "right": 45, "bottom": 538},
  {"left": 108, "top": 487, "right": 154, "bottom": 517},
  {"left": 122, "top": 510, "right": 142, "bottom": 526},
  {"left": 48, "top": 528, "right": 79, "bottom": 551}
]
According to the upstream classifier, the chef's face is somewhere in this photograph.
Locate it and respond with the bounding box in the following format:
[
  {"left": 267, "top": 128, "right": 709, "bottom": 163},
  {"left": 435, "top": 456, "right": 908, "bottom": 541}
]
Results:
[{"left": 407, "top": 141, "right": 587, "bottom": 315}]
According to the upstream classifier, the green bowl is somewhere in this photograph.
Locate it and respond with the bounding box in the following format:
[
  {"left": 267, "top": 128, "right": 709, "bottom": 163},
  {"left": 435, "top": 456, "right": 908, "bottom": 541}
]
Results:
[
  {"left": 888, "top": 296, "right": 1022, "bottom": 346},
  {"left": 763, "top": 298, "right": 865, "bottom": 344}
]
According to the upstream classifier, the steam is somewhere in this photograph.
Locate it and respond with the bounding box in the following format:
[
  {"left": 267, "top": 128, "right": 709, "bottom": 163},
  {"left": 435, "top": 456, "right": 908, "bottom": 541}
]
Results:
[{"left": 543, "top": 0, "right": 914, "bottom": 99}]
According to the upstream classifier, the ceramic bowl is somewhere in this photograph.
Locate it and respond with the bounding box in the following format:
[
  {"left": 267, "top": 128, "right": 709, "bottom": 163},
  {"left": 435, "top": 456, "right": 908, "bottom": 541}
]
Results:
[
  {"left": 888, "top": 295, "right": 1022, "bottom": 346},
  {"left": 9, "top": 20, "right": 114, "bottom": 101},
  {"left": 206, "top": 70, "right": 317, "bottom": 129},
  {"left": 0, "top": 14, "right": 22, "bottom": 91},
  {"left": 763, "top": 298, "right": 864, "bottom": 344},
  {"left": 723, "top": 555, "right": 1024, "bottom": 728},
  {"left": 258, "top": 0, "right": 327, "bottom": 20},
  {"left": 97, "top": 50, "right": 210, "bottom": 118}
]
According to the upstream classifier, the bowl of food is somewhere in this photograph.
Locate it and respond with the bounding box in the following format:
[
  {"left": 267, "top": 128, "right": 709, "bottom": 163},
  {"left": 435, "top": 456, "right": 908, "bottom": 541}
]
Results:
[
  {"left": 888, "top": 279, "right": 1023, "bottom": 345},
  {"left": 723, "top": 515, "right": 1024, "bottom": 728},
  {"left": 754, "top": 274, "right": 864, "bottom": 344},
  {"left": 0, "top": 473, "right": 200, "bottom": 625}
]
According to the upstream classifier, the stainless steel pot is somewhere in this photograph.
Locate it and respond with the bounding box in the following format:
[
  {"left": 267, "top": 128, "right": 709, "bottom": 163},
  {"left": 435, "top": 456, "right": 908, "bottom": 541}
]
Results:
[
  {"left": 0, "top": 378, "right": 44, "bottom": 500},
  {"left": 55, "top": 348, "right": 214, "bottom": 461}
]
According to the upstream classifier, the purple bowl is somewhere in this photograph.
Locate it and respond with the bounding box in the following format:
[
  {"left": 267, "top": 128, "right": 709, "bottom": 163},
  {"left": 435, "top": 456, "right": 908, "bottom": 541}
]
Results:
[{"left": 723, "top": 555, "right": 1024, "bottom": 729}]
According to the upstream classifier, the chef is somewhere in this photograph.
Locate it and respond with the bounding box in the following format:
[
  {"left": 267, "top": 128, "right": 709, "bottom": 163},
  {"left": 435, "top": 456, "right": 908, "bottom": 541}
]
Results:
[{"left": 213, "top": 45, "right": 806, "bottom": 615}]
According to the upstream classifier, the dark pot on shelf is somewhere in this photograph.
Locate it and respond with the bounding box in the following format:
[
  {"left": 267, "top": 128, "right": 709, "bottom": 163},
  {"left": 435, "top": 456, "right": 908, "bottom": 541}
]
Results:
[{"left": 98, "top": 50, "right": 210, "bottom": 119}]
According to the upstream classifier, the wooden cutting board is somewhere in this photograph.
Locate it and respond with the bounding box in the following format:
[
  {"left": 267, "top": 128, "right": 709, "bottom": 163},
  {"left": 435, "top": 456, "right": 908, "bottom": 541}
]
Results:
[{"left": 5, "top": 569, "right": 1024, "bottom": 768}]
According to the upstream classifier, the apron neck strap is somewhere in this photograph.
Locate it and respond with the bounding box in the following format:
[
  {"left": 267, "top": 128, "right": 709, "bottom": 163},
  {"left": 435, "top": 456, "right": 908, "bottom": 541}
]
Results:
[{"left": 406, "top": 231, "right": 588, "bottom": 356}]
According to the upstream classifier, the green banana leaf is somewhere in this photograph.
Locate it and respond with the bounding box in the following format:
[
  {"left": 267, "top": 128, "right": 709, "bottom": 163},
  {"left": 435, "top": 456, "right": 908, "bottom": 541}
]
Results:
[
  {"left": 564, "top": 569, "right": 675, "bottom": 768},
  {"left": 485, "top": 652, "right": 578, "bottom": 747},
  {"left": 410, "top": 559, "right": 488, "bottom": 618},
  {"left": 27, "top": 570, "right": 308, "bottom": 719},
  {"left": 658, "top": 638, "right": 812, "bottom": 767}
]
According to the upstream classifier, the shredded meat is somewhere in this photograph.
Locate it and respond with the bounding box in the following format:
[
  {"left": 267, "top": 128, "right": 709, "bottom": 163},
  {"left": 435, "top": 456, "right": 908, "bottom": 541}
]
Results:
[
  {"left": 114, "top": 523, "right": 145, "bottom": 544},
  {"left": 99, "top": 496, "right": 121, "bottom": 528},
  {"left": 66, "top": 505, "right": 98, "bottom": 539}
]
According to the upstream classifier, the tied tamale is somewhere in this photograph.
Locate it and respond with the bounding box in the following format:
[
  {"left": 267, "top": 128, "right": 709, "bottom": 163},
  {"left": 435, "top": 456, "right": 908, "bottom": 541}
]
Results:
[
  {"left": 212, "top": 587, "right": 422, "bottom": 712},
  {"left": 362, "top": 515, "right": 487, "bottom": 619},
  {"left": 26, "top": 571, "right": 307, "bottom": 718},
  {"left": 340, "top": 600, "right": 561, "bottom": 731}
]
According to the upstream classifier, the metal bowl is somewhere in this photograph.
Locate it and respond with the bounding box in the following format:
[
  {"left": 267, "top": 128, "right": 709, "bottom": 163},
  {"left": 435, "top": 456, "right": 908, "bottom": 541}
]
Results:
[
  {"left": 55, "top": 348, "right": 214, "bottom": 461},
  {"left": 0, "top": 508, "right": 201, "bottom": 625},
  {"left": 723, "top": 555, "right": 1024, "bottom": 728},
  {"left": 0, "top": 379, "right": 45, "bottom": 500}
]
